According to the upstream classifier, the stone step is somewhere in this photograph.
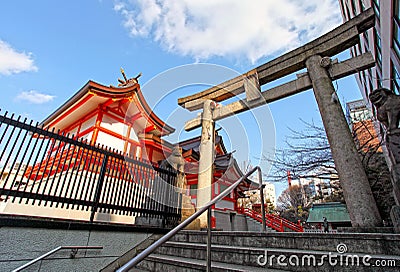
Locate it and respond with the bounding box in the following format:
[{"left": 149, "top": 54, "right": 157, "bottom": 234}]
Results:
[
  {"left": 153, "top": 241, "right": 400, "bottom": 271},
  {"left": 138, "top": 253, "right": 289, "bottom": 272},
  {"left": 103, "top": 231, "right": 400, "bottom": 271},
  {"left": 155, "top": 241, "right": 265, "bottom": 267},
  {"left": 170, "top": 231, "right": 400, "bottom": 256}
]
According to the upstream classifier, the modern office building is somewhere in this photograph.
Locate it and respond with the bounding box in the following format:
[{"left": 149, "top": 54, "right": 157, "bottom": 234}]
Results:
[
  {"left": 346, "top": 99, "right": 381, "bottom": 152},
  {"left": 338, "top": 0, "right": 400, "bottom": 100}
]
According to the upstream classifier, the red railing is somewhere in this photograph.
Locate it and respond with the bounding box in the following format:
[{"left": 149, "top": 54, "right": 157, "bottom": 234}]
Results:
[{"left": 237, "top": 208, "right": 303, "bottom": 232}]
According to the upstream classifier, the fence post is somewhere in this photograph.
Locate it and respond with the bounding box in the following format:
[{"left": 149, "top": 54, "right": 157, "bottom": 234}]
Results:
[
  {"left": 174, "top": 169, "right": 181, "bottom": 224},
  {"left": 161, "top": 166, "right": 169, "bottom": 228},
  {"left": 259, "top": 183, "right": 266, "bottom": 233},
  {"left": 161, "top": 165, "right": 178, "bottom": 228},
  {"left": 298, "top": 220, "right": 303, "bottom": 232},
  {"left": 90, "top": 153, "right": 108, "bottom": 223}
]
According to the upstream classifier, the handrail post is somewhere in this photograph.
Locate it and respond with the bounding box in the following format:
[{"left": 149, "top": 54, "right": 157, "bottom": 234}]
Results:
[
  {"left": 298, "top": 220, "right": 304, "bottom": 232},
  {"left": 206, "top": 206, "right": 212, "bottom": 272},
  {"left": 12, "top": 246, "right": 103, "bottom": 272},
  {"left": 258, "top": 169, "right": 266, "bottom": 232}
]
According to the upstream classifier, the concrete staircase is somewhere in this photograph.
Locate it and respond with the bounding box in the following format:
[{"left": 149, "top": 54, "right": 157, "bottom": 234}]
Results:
[
  {"left": 132, "top": 231, "right": 400, "bottom": 272},
  {"left": 246, "top": 216, "right": 267, "bottom": 232},
  {"left": 242, "top": 216, "right": 277, "bottom": 233}
]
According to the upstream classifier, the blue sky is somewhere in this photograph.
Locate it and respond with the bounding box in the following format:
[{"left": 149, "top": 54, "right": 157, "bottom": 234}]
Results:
[{"left": 0, "top": 0, "right": 364, "bottom": 197}]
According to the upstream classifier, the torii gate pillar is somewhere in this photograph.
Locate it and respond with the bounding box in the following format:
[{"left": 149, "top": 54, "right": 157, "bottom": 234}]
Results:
[
  {"left": 197, "top": 100, "right": 216, "bottom": 228},
  {"left": 306, "top": 55, "right": 381, "bottom": 227}
]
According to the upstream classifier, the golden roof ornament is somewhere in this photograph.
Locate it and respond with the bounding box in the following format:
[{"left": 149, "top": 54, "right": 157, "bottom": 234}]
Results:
[{"left": 115, "top": 68, "right": 142, "bottom": 87}]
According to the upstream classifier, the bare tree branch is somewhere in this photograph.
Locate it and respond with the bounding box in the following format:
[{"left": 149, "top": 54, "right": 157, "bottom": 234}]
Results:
[
  {"left": 264, "top": 120, "right": 336, "bottom": 183},
  {"left": 266, "top": 117, "right": 395, "bottom": 223}
]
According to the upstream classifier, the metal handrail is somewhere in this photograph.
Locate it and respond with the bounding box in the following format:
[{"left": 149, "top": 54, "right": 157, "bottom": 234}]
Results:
[
  {"left": 12, "top": 245, "right": 103, "bottom": 272},
  {"left": 117, "top": 166, "right": 265, "bottom": 272}
]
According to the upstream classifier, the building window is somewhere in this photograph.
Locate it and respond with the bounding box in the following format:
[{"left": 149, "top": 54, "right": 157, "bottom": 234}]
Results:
[
  {"left": 355, "top": 43, "right": 362, "bottom": 55},
  {"left": 190, "top": 184, "right": 197, "bottom": 196},
  {"left": 374, "top": 29, "right": 382, "bottom": 70},
  {"left": 392, "top": 62, "right": 400, "bottom": 95},
  {"left": 375, "top": 67, "right": 383, "bottom": 88},
  {"left": 376, "top": 48, "right": 382, "bottom": 69},
  {"left": 394, "top": 0, "right": 400, "bottom": 58},
  {"left": 368, "top": 78, "right": 374, "bottom": 95},
  {"left": 364, "top": 28, "right": 369, "bottom": 41},
  {"left": 363, "top": 30, "right": 369, "bottom": 51},
  {"left": 351, "top": 0, "right": 358, "bottom": 16},
  {"left": 363, "top": 69, "right": 370, "bottom": 95},
  {"left": 372, "top": 0, "right": 380, "bottom": 20},
  {"left": 377, "top": 79, "right": 383, "bottom": 88},
  {"left": 219, "top": 184, "right": 229, "bottom": 194},
  {"left": 367, "top": 68, "right": 374, "bottom": 93},
  {"left": 345, "top": 3, "right": 352, "bottom": 19},
  {"left": 375, "top": 28, "right": 382, "bottom": 49},
  {"left": 360, "top": 0, "right": 366, "bottom": 11},
  {"left": 361, "top": 70, "right": 366, "bottom": 85}
]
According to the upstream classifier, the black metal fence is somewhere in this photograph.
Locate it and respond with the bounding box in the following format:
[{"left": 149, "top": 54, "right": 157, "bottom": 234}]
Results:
[{"left": 0, "top": 111, "right": 181, "bottom": 225}]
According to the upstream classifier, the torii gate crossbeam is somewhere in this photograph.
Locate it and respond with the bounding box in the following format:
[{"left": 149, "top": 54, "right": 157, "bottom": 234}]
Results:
[{"left": 178, "top": 8, "right": 374, "bottom": 111}]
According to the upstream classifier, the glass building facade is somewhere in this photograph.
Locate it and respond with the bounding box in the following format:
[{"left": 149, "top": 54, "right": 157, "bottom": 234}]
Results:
[{"left": 338, "top": 0, "right": 400, "bottom": 97}]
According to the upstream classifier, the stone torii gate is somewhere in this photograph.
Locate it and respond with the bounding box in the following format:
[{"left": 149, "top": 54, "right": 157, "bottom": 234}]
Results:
[{"left": 178, "top": 8, "right": 382, "bottom": 228}]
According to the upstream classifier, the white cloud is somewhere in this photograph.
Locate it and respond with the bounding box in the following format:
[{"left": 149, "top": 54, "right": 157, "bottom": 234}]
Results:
[
  {"left": 16, "top": 90, "right": 55, "bottom": 104},
  {"left": 0, "top": 40, "right": 38, "bottom": 75},
  {"left": 114, "top": 0, "right": 342, "bottom": 63}
]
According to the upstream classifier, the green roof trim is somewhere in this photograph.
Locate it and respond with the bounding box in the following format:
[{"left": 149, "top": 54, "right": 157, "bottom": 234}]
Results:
[{"left": 307, "top": 202, "right": 351, "bottom": 223}]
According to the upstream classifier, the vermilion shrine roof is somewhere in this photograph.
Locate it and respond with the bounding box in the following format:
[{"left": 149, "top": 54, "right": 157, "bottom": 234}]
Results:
[{"left": 40, "top": 79, "right": 175, "bottom": 137}]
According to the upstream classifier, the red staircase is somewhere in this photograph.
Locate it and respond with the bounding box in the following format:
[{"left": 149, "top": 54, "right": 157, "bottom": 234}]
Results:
[{"left": 237, "top": 208, "right": 303, "bottom": 232}]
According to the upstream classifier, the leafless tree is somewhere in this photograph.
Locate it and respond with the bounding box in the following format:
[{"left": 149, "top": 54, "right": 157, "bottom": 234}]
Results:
[
  {"left": 267, "top": 118, "right": 395, "bottom": 223},
  {"left": 276, "top": 185, "right": 312, "bottom": 223}
]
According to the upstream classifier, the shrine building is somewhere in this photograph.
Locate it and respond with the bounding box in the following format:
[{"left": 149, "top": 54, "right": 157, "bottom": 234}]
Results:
[{"left": 37, "top": 71, "right": 255, "bottom": 229}]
